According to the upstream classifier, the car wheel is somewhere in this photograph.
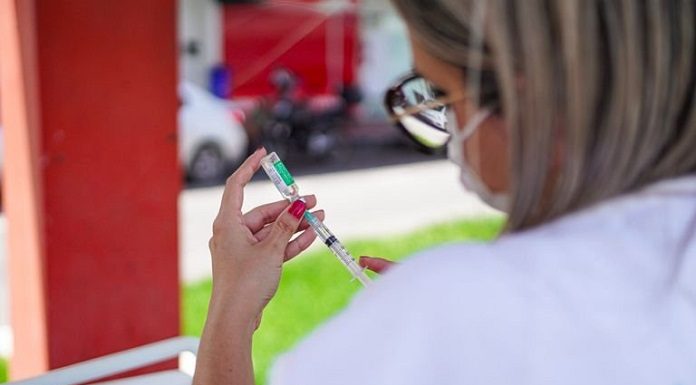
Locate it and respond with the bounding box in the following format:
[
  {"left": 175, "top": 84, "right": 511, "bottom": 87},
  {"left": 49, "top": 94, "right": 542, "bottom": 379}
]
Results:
[{"left": 189, "top": 144, "right": 225, "bottom": 184}]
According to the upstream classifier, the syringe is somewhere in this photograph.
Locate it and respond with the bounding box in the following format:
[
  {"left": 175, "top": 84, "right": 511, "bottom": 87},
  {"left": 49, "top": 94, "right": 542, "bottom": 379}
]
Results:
[
  {"left": 303, "top": 211, "right": 372, "bottom": 286},
  {"left": 260, "top": 152, "right": 372, "bottom": 287}
]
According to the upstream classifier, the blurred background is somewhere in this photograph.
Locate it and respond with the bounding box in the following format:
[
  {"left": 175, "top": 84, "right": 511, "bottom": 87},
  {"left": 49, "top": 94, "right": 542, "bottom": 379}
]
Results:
[{"left": 0, "top": 0, "right": 499, "bottom": 383}]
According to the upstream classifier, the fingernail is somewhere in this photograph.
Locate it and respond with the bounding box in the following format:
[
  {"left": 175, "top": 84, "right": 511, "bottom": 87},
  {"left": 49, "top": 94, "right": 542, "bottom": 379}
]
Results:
[{"left": 288, "top": 200, "right": 306, "bottom": 219}]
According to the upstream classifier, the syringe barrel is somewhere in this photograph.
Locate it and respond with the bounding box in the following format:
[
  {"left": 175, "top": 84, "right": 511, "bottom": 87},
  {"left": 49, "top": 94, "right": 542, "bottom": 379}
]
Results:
[
  {"left": 329, "top": 242, "right": 372, "bottom": 286},
  {"left": 327, "top": 241, "right": 356, "bottom": 267},
  {"left": 330, "top": 244, "right": 372, "bottom": 287},
  {"left": 304, "top": 212, "right": 332, "bottom": 240},
  {"left": 347, "top": 262, "right": 372, "bottom": 287}
]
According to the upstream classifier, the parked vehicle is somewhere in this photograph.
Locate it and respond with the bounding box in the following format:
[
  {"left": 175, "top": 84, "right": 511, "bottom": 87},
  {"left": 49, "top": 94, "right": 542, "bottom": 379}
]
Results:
[
  {"left": 251, "top": 69, "right": 360, "bottom": 160},
  {"left": 179, "top": 82, "right": 248, "bottom": 183}
]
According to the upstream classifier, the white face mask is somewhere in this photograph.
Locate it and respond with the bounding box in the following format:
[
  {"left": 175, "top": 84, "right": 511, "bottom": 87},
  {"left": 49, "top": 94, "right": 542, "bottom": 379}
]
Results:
[{"left": 447, "top": 109, "right": 511, "bottom": 212}]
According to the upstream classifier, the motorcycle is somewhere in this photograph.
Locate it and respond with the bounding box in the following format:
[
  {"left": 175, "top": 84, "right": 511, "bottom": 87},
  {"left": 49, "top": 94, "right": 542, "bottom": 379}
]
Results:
[{"left": 250, "top": 69, "right": 361, "bottom": 160}]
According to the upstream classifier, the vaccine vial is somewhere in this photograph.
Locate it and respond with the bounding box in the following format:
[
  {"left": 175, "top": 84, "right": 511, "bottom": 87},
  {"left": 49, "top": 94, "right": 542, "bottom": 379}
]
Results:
[{"left": 260, "top": 152, "right": 300, "bottom": 201}]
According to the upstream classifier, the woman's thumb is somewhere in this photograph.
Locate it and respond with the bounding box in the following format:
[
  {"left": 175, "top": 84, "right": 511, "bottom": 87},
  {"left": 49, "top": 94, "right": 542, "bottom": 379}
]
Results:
[{"left": 262, "top": 199, "right": 306, "bottom": 252}]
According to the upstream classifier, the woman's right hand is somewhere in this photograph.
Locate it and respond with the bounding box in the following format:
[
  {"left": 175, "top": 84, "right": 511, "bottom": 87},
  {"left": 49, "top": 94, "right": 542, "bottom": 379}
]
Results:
[{"left": 359, "top": 256, "right": 395, "bottom": 274}]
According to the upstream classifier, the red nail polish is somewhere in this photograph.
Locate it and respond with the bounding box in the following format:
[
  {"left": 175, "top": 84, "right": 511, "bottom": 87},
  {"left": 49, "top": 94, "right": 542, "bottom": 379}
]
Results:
[{"left": 288, "top": 200, "right": 306, "bottom": 219}]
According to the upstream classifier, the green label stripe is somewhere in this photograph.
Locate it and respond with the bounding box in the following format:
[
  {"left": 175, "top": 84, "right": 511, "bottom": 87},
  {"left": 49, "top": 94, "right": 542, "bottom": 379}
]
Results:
[{"left": 273, "top": 160, "right": 295, "bottom": 186}]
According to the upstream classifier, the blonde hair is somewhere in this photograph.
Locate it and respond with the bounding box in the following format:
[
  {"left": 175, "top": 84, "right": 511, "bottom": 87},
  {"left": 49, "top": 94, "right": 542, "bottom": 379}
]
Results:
[{"left": 392, "top": 0, "right": 696, "bottom": 231}]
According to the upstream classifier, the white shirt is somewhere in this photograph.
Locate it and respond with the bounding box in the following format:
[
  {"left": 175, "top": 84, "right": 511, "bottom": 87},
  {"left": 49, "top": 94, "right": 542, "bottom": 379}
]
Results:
[{"left": 270, "top": 176, "right": 696, "bottom": 385}]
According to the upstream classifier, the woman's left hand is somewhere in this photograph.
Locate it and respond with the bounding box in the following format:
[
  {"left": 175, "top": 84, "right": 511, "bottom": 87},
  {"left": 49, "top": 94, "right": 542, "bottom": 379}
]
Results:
[
  {"left": 207, "top": 148, "right": 321, "bottom": 327},
  {"left": 194, "top": 149, "right": 321, "bottom": 385}
]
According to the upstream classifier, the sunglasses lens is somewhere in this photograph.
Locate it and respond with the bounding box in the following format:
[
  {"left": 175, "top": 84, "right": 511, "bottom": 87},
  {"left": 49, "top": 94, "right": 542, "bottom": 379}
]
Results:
[{"left": 388, "top": 77, "right": 451, "bottom": 149}]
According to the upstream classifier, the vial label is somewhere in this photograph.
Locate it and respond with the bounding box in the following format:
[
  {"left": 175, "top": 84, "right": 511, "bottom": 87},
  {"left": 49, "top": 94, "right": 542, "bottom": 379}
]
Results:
[{"left": 273, "top": 160, "right": 295, "bottom": 186}]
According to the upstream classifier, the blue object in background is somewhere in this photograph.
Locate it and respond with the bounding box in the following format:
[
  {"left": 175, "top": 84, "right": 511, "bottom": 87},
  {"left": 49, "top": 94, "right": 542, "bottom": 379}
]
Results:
[{"left": 209, "top": 64, "right": 232, "bottom": 99}]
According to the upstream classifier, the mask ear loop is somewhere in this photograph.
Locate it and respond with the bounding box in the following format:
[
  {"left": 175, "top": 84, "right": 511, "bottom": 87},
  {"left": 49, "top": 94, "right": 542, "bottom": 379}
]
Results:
[{"left": 459, "top": 109, "right": 493, "bottom": 140}]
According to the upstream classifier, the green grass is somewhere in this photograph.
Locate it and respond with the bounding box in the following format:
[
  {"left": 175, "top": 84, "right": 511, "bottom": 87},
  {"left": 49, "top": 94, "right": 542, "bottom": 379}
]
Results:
[
  {"left": 183, "top": 217, "right": 504, "bottom": 384},
  {"left": 0, "top": 358, "right": 6, "bottom": 382}
]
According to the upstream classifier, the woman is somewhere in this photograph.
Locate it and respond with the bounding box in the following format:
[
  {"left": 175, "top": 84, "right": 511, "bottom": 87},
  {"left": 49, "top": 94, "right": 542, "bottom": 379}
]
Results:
[{"left": 194, "top": 1, "right": 696, "bottom": 384}]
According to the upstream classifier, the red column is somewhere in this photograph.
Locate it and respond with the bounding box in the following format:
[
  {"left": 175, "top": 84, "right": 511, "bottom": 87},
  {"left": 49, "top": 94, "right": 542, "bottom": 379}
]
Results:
[{"left": 0, "top": 0, "right": 180, "bottom": 380}]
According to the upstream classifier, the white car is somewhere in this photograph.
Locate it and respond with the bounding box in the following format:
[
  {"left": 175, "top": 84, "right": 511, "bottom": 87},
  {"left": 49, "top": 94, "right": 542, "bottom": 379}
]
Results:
[{"left": 179, "top": 82, "right": 248, "bottom": 183}]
